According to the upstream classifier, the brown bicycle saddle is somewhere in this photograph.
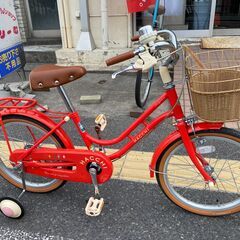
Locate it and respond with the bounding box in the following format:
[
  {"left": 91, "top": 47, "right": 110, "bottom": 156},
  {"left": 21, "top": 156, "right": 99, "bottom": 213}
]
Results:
[{"left": 29, "top": 64, "right": 87, "bottom": 91}]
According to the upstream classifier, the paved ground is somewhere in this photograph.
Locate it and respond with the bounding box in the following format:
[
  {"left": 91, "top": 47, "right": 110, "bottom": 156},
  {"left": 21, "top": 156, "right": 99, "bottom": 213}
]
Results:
[{"left": 0, "top": 178, "right": 240, "bottom": 240}]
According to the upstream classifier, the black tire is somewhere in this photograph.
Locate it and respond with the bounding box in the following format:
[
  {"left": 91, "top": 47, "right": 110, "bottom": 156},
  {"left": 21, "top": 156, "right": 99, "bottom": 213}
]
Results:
[
  {"left": 135, "top": 67, "right": 154, "bottom": 108},
  {"left": 156, "top": 128, "right": 240, "bottom": 216},
  {"left": 0, "top": 115, "right": 67, "bottom": 193}
]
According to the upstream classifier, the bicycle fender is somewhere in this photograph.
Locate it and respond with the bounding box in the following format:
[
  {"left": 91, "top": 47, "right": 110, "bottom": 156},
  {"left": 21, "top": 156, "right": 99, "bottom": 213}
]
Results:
[
  {"left": 0, "top": 109, "right": 74, "bottom": 149},
  {"left": 149, "top": 122, "right": 223, "bottom": 178}
]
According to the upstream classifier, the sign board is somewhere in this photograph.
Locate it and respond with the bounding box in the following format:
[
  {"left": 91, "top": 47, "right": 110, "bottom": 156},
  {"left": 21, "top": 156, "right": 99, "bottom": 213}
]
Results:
[
  {"left": 0, "top": 0, "right": 25, "bottom": 79},
  {"left": 126, "top": 0, "right": 156, "bottom": 13}
]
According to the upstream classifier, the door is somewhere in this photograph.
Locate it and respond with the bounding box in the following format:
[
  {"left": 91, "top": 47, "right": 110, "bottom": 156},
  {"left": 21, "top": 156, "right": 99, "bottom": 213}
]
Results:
[
  {"left": 26, "top": 0, "right": 60, "bottom": 38},
  {"left": 213, "top": 0, "right": 240, "bottom": 35},
  {"left": 134, "top": 0, "right": 217, "bottom": 38},
  {"left": 169, "top": 0, "right": 216, "bottom": 38}
]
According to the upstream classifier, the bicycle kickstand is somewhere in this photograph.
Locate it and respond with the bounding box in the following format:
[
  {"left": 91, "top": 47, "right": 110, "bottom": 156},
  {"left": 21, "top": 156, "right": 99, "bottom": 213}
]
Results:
[
  {"left": 18, "top": 163, "right": 27, "bottom": 200},
  {"left": 85, "top": 163, "right": 104, "bottom": 217}
]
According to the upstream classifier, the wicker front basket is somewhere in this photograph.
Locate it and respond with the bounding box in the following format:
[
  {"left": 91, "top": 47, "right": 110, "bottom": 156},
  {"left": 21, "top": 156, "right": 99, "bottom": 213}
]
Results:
[{"left": 185, "top": 49, "right": 240, "bottom": 122}]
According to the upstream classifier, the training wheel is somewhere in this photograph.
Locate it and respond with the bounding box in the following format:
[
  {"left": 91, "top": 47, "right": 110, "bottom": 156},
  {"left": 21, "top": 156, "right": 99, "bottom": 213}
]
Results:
[
  {"left": 85, "top": 197, "right": 104, "bottom": 217},
  {"left": 0, "top": 197, "right": 24, "bottom": 219}
]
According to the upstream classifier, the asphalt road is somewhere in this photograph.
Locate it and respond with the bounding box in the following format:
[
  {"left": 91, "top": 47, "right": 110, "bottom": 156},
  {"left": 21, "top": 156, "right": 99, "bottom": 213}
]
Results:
[
  {"left": 0, "top": 177, "right": 240, "bottom": 240},
  {"left": 0, "top": 72, "right": 240, "bottom": 239}
]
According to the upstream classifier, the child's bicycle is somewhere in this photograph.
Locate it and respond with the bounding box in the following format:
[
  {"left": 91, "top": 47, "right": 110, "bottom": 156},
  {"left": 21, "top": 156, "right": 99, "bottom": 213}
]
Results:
[
  {"left": 133, "top": 0, "right": 166, "bottom": 108},
  {"left": 0, "top": 26, "right": 240, "bottom": 219}
]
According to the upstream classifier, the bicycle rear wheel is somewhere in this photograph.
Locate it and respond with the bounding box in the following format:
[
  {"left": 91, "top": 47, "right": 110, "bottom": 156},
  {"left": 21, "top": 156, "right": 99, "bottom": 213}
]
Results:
[
  {"left": 0, "top": 115, "right": 67, "bottom": 193},
  {"left": 156, "top": 128, "right": 240, "bottom": 216},
  {"left": 135, "top": 67, "right": 154, "bottom": 108}
]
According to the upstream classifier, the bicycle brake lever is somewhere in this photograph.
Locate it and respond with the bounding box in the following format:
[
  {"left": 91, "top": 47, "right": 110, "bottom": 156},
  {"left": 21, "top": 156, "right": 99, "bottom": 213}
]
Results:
[{"left": 112, "top": 64, "right": 135, "bottom": 79}]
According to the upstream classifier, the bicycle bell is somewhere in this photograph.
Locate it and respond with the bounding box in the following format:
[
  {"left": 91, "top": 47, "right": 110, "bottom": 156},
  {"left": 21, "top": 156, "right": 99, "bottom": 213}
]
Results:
[{"left": 138, "top": 25, "right": 157, "bottom": 45}]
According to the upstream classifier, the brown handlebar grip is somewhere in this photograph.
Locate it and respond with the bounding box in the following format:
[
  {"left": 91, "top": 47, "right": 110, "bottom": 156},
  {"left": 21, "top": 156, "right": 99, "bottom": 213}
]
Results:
[
  {"left": 131, "top": 35, "right": 140, "bottom": 42},
  {"left": 106, "top": 51, "right": 135, "bottom": 66}
]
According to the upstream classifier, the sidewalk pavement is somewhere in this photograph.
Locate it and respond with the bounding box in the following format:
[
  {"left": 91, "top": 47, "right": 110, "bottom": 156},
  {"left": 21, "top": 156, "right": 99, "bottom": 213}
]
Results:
[
  {"left": 112, "top": 149, "right": 154, "bottom": 183},
  {"left": 78, "top": 146, "right": 155, "bottom": 183}
]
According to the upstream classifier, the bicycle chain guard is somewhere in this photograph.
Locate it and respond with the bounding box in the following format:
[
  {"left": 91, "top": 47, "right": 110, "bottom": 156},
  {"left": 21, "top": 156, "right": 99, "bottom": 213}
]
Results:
[
  {"left": 85, "top": 197, "right": 104, "bottom": 217},
  {"left": 10, "top": 149, "right": 113, "bottom": 184}
]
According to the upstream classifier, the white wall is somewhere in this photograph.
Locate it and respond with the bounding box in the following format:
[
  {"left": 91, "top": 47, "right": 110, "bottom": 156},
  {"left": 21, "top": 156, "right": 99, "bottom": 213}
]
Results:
[
  {"left": 68, "top": 0, "right": 81, "bottom": 48},
  {"left": 88, "top": 0, "right": 129, "bottom": 48}
]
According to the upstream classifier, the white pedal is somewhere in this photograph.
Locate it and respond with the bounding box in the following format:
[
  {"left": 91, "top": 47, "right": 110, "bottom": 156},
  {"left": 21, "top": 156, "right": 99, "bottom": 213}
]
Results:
[
  {"left": 85, "top": 197, "right": 104, "bottom": 217},
  {"left": 95, "top": 114, "right": 107, "bottom": 131}
]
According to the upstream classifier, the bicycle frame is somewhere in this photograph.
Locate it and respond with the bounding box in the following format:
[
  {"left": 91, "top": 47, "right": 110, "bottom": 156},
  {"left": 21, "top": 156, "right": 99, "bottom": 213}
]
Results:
[
  {"left": 152, "top": 0, "right": 161, "bottom": 28},
  {"left": 1, "top": 82, "right": 223, "bottom": 184}
]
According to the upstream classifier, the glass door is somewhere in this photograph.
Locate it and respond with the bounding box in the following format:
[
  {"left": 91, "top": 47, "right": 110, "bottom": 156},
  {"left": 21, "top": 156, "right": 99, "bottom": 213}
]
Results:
[
  {"left": 213, "top": 0, "right": 240, "bottom": 35},
  {"left": 26, "top": 0, "right": 60, "bottom": 38},
  {"left": 134, "top": 0, "right": 217, "bottom": 38},
  {"left": 165, "top": 0, "right": 216, "bottom": 37}
]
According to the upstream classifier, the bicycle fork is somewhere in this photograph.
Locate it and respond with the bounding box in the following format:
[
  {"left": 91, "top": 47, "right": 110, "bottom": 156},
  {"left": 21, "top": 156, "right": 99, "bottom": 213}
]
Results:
[{"left": 177, "top": 120, "right": 215, "bottom": 186}]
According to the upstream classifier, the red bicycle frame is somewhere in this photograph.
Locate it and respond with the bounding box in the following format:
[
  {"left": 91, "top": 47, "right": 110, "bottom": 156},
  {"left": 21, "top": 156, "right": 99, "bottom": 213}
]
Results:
[{"left": 1, "top": 86, "right": 223, "bottom": 184}]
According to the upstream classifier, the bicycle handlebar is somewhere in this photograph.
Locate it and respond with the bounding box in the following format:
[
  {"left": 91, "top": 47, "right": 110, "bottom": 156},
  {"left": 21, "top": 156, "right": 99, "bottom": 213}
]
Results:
[
  {"left": 131, "top": 30, "right": 177, "bottom": 48},
  {"left": 131, "top": 35, "right": 140, "bottom": 42},
  {"left": 106, "top": 29, "right": 178, "bottom": 67},
  {"left": 105, "top": 50, "right": 135, "bottom": 66},
  {"left": 156, "top": 29, "right": 178, "bottom": 49}
]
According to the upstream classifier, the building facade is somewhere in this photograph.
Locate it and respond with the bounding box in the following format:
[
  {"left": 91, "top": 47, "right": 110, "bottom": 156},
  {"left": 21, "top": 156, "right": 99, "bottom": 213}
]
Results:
[{"left": 14, "top": 0, "right": 240, "bottom": 69}]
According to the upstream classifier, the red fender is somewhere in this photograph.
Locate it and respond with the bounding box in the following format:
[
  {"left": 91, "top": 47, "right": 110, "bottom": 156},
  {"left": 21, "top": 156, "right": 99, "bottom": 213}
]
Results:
[
  {"left": 0, "top": 109, "right": 74, "bottom": 149},
  {"left": 149, "top": 122, "right": 223, "bottom": 178}
]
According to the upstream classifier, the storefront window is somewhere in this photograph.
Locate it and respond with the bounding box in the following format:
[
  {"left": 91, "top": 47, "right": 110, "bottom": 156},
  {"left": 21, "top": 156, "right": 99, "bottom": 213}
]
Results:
[
  {"left": 28, "top": 0, "right": 60, "bottom": 30},
  {"left": 214, "top": 0, "right": 240, "bottom": 29},
  {"left": 136, "top": 0, "right": 212, "bottom": 31}
]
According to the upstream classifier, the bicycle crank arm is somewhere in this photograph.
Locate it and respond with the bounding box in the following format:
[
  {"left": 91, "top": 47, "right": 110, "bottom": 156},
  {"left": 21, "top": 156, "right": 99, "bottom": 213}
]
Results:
[{"left": 89, "top": 166, "right": 100, "bottom": 196}]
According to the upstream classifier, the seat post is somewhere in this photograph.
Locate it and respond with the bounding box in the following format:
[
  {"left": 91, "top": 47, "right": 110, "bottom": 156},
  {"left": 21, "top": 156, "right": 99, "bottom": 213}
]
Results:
[{"left": 57, "top": 86, "right": 75, "bottom": 112}]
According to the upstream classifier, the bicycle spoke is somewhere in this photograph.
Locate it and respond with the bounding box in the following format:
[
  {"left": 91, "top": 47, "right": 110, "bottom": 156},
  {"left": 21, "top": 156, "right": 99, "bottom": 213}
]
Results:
[
  {"left": 179, "top": 175, "right": 203, "bottom": 197},
  {"left": 0, "top": 119, "right": 64, "bottom": 192},
  {"left": 227, "top": 161, "right": 239, "bottom": 193},
  {"left": 158, "top": 131, "right": 240, "bottom": 215},
  {"left": 174, "top": 155, "right": 202, "bottom": 177}
]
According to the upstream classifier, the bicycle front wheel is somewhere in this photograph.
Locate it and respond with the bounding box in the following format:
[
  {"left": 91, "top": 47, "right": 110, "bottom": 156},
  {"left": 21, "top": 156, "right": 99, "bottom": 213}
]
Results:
[
  {"left": 135, "top": 67, "right": 154, "bottom": 108},
  {"left": 156, "top": 128, "right": 240, "bottom": 216},
  {"left": 0, "top": 115, "right": 67, "bottom": 193}
]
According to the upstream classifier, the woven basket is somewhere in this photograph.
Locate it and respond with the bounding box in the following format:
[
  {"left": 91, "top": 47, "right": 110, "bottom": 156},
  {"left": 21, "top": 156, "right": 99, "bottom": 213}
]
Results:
[{"left": 185, "top": 48, "right": 240, "bottom": 122}]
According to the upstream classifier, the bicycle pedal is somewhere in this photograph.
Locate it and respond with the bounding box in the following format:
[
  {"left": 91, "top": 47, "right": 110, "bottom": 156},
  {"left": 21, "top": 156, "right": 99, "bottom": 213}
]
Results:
[
  {"left": 85, "top": 197, "right": 104, "bottom": 217},
  {"left": 85, "top": 199, "right": 108, "bottom": 204},
  {"left": 95, "top": 114, "right": 107, "bottom": 131}
]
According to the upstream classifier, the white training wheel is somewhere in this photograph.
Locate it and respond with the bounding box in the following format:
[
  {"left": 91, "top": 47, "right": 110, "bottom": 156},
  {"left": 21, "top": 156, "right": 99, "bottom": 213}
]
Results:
[{"left": 0, "top": 197, "right": 24, "bottom": 219}]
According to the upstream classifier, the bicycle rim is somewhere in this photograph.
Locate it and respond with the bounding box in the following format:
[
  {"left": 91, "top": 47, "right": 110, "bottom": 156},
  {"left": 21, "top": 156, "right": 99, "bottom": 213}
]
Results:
[
  {"left": 135, "top": 67, "right": 154, "bottom": 108},
  {"left": 0, "top": 116, "right": 66, "bottom": 193},
  {"left": 156, "top": 128, "right": 240, "bottom": 216}
]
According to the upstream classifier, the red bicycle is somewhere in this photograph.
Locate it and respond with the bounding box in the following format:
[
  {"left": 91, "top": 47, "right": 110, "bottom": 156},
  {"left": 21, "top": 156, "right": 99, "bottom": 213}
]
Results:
[{"left": 0, "top": 28, "right": 239, "bottom": 218}]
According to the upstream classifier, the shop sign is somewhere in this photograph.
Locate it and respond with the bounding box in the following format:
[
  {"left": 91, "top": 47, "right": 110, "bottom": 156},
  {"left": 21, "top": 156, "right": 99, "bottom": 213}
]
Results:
[
  {"left": 126, "top": 0, "right": 156, "bottom": 13},
  {"left": 0, "top": 0, "right": 25, "bottom": 79}
]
